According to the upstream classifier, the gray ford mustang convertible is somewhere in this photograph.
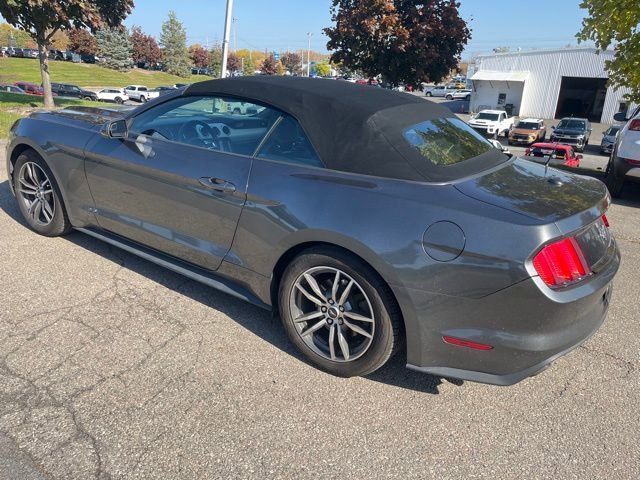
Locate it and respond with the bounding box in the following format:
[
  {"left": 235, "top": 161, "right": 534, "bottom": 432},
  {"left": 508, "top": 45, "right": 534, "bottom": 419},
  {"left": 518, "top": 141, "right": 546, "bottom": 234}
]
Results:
[{"left": 5, "top": 77, "right": 619, "bottom": 385}]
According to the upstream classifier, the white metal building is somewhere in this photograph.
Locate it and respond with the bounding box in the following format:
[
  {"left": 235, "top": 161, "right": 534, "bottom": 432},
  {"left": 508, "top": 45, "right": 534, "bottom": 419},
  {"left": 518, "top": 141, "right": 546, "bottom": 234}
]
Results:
[{"left": 469, "top": 48, "right": 632, "bottom": 124}]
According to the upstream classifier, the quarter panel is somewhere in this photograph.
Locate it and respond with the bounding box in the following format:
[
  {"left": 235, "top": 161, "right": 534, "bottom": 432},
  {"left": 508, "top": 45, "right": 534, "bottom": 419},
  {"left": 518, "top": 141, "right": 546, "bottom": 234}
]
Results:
[{"left": 235, "top": 159, "right": 556, "bottom": 299}]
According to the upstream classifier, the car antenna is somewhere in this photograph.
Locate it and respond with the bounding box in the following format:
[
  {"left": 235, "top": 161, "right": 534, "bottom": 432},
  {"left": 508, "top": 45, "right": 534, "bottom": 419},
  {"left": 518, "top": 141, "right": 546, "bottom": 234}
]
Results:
[{"left": 544, "top": 141, "right": 560, "bottom": 176}]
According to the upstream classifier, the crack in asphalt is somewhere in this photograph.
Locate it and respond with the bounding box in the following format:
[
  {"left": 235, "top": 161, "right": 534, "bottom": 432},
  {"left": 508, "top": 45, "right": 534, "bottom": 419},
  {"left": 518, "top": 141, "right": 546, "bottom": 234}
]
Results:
[{"left": 0, "top": 248, "right": 201, "bottom": 479}]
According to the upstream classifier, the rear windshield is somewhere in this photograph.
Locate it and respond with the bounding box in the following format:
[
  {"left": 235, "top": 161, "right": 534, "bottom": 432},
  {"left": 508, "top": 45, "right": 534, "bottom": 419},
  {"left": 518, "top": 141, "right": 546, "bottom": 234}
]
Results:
[
  {"left": 476, "top": 112, "right": 500, "bottom": 121},
  {"left": 403, "top": 117, "right": 493, "bottom": 166},
  {"left": 558, "top": 119, "right": 585, "bottom": 129}
]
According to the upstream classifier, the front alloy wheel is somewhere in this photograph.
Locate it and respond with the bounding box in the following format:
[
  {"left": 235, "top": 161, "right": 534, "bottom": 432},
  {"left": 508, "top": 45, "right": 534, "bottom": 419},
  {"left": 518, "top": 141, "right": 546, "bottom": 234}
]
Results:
[
  {"left": 17, "top": 161, "right": 56, "bottom": 226},
  {"left": 13, "top": 150, "right": 71, "bottom": 237}
]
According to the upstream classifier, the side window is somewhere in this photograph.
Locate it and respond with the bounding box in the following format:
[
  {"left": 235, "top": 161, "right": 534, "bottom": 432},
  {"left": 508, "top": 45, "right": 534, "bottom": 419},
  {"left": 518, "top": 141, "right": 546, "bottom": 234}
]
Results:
[
  {"left": 129, "top": 95, "right": 280, "bottom": 156},
  {"left": 256, "top": 115, "right": 323, "bottom": 168}
]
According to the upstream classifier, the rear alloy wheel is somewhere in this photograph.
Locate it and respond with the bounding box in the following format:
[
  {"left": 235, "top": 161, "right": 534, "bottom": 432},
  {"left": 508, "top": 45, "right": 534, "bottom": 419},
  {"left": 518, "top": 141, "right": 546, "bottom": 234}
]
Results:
[
  {"left": 279, "top": 248, "right": 402, "bottom": 377},
  {"left": 13, "top": 151, "right": 71, "bottom": 236},
  {"left": 115, "top": 96, "right": 123, "bottom": 104},
  {"left": 140, "top": 96, "right": 147, "bottom": 103}
]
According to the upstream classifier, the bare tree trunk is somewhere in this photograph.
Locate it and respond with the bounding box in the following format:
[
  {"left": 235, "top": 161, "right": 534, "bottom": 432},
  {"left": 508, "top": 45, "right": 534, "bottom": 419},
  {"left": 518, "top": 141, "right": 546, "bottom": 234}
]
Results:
[{"left": 37, "top": 39, "right": 54, "bottom": 109}]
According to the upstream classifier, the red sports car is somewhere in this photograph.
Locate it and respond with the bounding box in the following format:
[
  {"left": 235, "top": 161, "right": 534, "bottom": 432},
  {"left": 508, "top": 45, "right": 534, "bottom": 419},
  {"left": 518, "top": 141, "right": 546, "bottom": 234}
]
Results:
[{"left": 525, "top": 143, "right": 582, "bottom": 168}]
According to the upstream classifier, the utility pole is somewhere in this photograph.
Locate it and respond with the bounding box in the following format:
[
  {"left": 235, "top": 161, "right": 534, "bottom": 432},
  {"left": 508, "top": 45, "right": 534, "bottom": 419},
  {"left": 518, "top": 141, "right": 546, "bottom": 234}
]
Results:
[
  {"left": 307, "top": 32, "right": 312, "bottom": 77},
  {"left": 232, "top": 17, "right": 237, "bottom": 52},
  {"left": 220, "top": 0, "right": 234, "bottom": 78}
]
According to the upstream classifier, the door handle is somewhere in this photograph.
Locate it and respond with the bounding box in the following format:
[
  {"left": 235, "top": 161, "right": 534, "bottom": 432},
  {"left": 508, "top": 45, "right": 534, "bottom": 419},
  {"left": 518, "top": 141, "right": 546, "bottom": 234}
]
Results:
[{"left": 198, "top": 177, "right": 236, "bottom": 193}]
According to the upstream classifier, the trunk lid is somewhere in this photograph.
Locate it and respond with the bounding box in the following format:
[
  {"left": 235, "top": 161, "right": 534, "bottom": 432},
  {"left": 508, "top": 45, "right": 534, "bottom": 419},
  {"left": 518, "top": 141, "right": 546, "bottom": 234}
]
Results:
[
  {"left": 455, "top": 158, "right": 615, "bottom": 276},
  {"left": 454, "top": 158, "right": 608, "bottom": 223}
]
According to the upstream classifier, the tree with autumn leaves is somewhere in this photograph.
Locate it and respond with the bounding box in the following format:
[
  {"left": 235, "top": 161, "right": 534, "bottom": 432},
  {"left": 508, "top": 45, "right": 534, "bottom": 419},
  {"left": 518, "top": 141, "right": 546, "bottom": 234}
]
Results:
[
  {"left": 130, "top": 26, "right": 162, "bottom": 68},
  {"left": 67, "top": 28, "right": 97, "bottom": 55},
  {"left": 0, "top": 0, "right": 133, "bottom": 107},
  {"left": 324, "top": 0, "right": 470, "bottom": 86}
]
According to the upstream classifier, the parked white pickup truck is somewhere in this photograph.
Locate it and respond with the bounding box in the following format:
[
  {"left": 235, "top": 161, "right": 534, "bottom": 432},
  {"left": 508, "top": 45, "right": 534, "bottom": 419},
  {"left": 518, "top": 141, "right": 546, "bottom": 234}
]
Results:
[
  {"left": 123, "top": 85, "right": 160, "bottom": 103},
  {"left": 468, "top": 109, "right": 515, "bottom": 138}
]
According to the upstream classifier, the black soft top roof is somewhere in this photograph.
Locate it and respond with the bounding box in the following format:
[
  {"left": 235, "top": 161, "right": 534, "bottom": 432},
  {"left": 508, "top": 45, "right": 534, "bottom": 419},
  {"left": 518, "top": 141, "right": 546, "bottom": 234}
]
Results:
[{"left": 186, "top": 76, "right": 505, "bottom": 182}]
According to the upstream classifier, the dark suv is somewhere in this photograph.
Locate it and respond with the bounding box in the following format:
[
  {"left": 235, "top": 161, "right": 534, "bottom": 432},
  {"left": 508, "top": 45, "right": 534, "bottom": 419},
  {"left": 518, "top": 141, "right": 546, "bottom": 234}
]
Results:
[
  {"left": 550, "top": 117, "right": 592, "bottom": 152},
  {"left": 50, "top": 83, "right": 97, "bottom": 101}
]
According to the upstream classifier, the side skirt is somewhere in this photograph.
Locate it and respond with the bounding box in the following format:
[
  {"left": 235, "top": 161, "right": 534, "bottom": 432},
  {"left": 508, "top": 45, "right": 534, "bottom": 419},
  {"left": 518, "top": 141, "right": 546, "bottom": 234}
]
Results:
[{"left": 75, "top": 227, "right": 271, "bottom": 311}]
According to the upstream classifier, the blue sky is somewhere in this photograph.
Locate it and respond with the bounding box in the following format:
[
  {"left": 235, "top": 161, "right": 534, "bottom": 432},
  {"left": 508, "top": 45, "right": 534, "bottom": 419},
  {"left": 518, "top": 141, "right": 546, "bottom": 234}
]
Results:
[{"left": 124, "top": 0, "right": 590, "bottom": 58}]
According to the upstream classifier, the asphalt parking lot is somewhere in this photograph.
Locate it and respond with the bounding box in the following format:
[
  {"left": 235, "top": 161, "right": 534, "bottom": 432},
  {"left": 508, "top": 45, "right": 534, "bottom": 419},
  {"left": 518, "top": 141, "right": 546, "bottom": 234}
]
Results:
[{"left": 1, "top": 139, "right": 639, "bottom": 479}]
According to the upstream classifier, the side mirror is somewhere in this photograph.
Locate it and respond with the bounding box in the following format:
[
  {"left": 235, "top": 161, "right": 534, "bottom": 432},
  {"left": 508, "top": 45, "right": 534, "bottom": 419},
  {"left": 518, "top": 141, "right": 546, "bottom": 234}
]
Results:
[
  {"left": 576, "top": 154, "right": 583, "bottom": 160},
  {"left": 613, "top": 112, "right": 627, "bottom": 122},
  {"left": 103, "top": 119, "right": 127, "bottom": 138}
]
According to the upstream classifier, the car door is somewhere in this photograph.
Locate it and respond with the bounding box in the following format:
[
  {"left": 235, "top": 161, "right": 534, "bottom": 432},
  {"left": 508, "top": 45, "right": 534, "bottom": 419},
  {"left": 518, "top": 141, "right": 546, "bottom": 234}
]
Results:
[{"left": 83, "top": 94, "right": 280, "bottom": 271}]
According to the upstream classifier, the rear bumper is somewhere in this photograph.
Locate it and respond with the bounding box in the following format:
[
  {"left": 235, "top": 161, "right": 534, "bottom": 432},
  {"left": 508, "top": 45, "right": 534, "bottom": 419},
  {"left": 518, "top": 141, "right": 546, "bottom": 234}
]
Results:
[
  {"left": 612, "top": 153, "right": 640, "bottom": 180},
  {"left": 401, "top": 243, "right": 619, "bottom": 386}
]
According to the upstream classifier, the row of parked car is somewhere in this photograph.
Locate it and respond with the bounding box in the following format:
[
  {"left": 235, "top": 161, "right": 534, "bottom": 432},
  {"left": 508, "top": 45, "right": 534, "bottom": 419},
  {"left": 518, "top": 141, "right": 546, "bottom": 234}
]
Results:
[
  {"left": 0, "top": 80, "right": 189, "bottom": 104},
  {"left": 1, "top": 46, "right": 100, "bottom": 63},
  {"left": 468, "top": 108, "right": 624, "bottom": 157}
]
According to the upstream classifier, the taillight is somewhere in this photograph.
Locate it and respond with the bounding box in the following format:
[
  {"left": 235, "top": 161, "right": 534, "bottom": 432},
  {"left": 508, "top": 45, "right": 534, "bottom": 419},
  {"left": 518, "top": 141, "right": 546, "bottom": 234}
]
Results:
[
  {"left": 623, "top": 158, "right": 640, "bottom": 166},
  {"left": 602, "top": 214, "right": 609, "bottom": 227},
  {"left": 629, "top": 119, "right": 640, "bottom": 131},
  {"left": 533, "top": 238, "right": 590, "bottom": 288}
]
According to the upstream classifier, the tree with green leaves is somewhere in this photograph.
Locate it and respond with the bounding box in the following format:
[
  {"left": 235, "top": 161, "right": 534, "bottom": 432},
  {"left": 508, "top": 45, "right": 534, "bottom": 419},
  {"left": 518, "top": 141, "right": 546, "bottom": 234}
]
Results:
[
  {"left": 314, "top": 62, "right": 331, "bottom": 77},
  {"left": 160, "top": 11, "right": 190, "bottom": 77},
  {"left": 209, "top": 44, "right": 223, "bottom": 77},
  {"left": 243, "top": 55, "right": 255, "bottom": 76},
  {"left": 96, "top": 27, "right": 131, "bottom": 71},
  {"left": 324, "top": 0, "right": 470, "bottom": 86},
  {"left": 0, "top": 0, "right": 133, "bottom": 107},
  {"left": 0, "top": 22, "right": 33, "bottom": 48},
  {"left": 577, "top": 0, "right": 640, "bottom": 103}
]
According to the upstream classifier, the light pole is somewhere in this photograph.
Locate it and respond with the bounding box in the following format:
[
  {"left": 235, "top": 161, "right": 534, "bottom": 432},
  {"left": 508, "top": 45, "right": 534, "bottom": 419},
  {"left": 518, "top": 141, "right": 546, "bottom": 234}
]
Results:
[
  {"left": 220, "top": 0, "right": 234, "bottom": 78},
  {"left": 232, "top": 17, "right": 237, "bottom": 52},
  {"left": 306, "top": 32, "right": 312, "bottom": 77}
]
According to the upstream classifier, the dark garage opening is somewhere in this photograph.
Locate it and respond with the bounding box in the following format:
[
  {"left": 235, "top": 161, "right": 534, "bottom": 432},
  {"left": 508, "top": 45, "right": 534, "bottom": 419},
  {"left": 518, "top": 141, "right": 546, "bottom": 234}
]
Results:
[{"left": 555, "top": 76, "right": 607, "bottom": 121}]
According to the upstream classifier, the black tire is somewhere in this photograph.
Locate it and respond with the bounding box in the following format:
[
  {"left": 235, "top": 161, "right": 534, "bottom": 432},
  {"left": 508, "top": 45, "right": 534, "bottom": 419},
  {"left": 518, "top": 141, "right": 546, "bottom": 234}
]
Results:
[
  {"left": 465, "top": 94, "right": 471, "bottom": 100},
  {"left": 12, "top": 150, "right": 72, "bottom": 237},
  {"left": 114, "top": 96, "right": 123, "bottom": 104},
  {"left": 604, "top": 160, "right": 625, "bottom": 197},
  {"left": 278, "top": 247, "right": 403, "bottom": 377},
  {"left": 425, "top": 91, "right": 432, "bottom": 97},
  {"left": 445, "top": 94, "right": 452, "bottom": 100},
  {"left": 140, "top": 95, "right": 147, "bottom": 103}
]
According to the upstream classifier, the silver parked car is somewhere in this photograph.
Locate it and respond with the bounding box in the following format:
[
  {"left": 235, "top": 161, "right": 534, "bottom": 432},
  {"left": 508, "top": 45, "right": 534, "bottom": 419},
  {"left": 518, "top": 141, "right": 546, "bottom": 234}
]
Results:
[
  {"left": 600, "top": 125, "right": 620, "bottom": 155},
  {"left": 425, "top": 84, "right": 458, "bottom": 98},
  {"left": 5, "top": 77, "right": 619, "bottom": 385}
]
